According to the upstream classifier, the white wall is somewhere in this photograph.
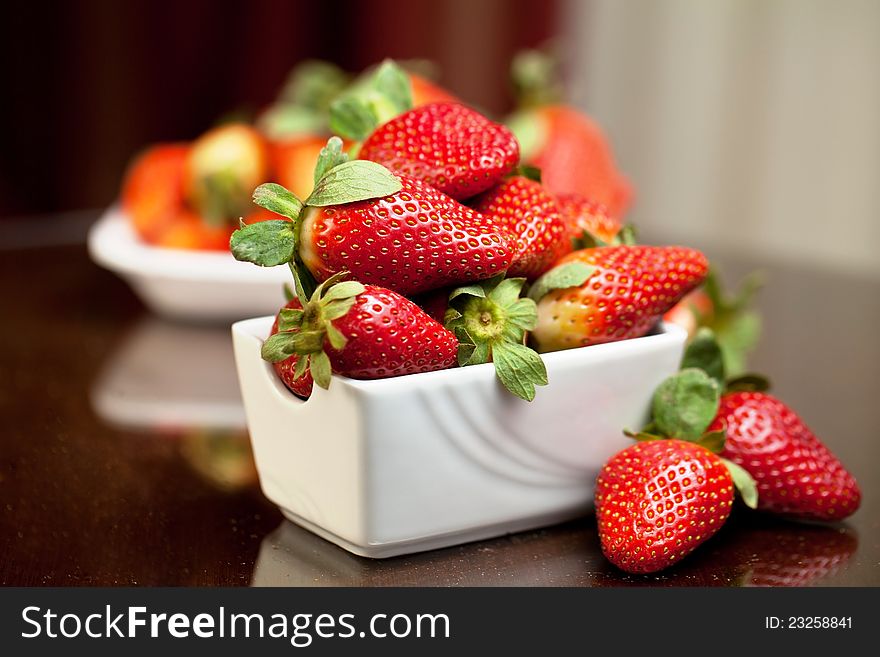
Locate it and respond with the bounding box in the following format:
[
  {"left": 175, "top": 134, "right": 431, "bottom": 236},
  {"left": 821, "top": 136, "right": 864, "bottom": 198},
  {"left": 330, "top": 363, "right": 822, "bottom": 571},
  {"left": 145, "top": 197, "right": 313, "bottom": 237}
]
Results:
[{"left": 563, "top": 0, "right": 880, "bottom": 277}]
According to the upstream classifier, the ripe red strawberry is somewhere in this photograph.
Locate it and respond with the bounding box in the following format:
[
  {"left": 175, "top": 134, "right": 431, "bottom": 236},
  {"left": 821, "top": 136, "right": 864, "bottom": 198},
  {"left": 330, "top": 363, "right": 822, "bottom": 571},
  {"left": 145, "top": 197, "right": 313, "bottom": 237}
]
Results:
[
  {"left": 263, "top": 276, "right": 458, "bottom": 397},
  {"left": 122, "top": 143, "right": 189, "bottom": 244},
  {"left": 595, "top": 439, "right": 734, "bottom": 574},
  {"left": 709, "top": 392, "right": 861, "bottom": 521},
  {"left": 470, "top": 176, "right": 572, "bottom": 280},
  {"left": 268, "top": 298, "right": 313, "bottom": 399},
  {"left": 358, "top": 102, "right": 519, "bottom": 200},
  {"left": 530, "top": 245, "right": 708, "bottom": 352},
  {"left": 555, "top": 192, "right": 621, "bottom": 245},
  {"left": 299, "top": 174, "right": 516, "bottom": 296},
  {"left": 508, "top": 105, "right": 632, "bottom": 216}
]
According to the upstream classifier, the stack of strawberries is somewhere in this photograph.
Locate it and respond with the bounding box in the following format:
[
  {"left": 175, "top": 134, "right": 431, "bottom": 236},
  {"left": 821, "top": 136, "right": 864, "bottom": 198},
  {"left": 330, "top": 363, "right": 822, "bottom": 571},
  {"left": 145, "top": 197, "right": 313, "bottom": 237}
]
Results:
[{"left": 128, "top": 58, "right": 860, "bottom": 575}]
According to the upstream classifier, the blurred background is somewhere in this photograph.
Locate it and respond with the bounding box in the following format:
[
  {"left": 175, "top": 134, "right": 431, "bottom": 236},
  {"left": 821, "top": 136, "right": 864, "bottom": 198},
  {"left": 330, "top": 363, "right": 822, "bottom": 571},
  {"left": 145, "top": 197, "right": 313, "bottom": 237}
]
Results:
[{"left": 2, "top": 0, "right": 878, "bottom": 275}]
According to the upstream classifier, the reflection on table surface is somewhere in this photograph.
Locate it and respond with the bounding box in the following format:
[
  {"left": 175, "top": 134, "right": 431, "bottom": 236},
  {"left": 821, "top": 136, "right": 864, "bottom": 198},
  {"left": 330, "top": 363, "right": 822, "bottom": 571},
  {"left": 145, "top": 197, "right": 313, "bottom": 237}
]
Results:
[
  {"left": 252, "top": 513, "right": 857, "bottom": 587},
  {"left": 1, "top": 240, "right": 879, "bottom": 586}
]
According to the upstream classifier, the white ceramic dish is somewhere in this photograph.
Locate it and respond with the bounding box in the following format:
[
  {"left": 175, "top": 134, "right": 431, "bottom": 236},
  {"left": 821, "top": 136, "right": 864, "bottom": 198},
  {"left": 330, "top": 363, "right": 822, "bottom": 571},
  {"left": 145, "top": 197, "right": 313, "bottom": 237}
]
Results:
[
  {"left": 233, "top": 316, "right": 687, "bottom": 558},
  {"left": 88, "top": 206, "right": 290, "bottom": 322}
]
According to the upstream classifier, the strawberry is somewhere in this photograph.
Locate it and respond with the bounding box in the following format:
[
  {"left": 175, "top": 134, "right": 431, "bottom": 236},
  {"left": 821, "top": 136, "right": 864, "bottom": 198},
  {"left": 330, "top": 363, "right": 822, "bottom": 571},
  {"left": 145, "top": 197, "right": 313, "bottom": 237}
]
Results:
[
  {"left": 508, "top": 105, "right": 632, "bottom": 217},
  {"left": 234, "top": 136, "right": 516, "bottom": 297},
  {"left": 183, "top": 123, "right": 269, "bottom": 225},
  {"left": 357, "top": 102, "right": 519, "bottom": 200},
  {"left": 595, "top": 439, "right": 734, "bottom": 574},
  {"left": 121, "top": 144, "right": 189, "bottom": 244},
  {"left": 268, "top": 298, "right": 313, "bottom": 399},
  {"left": 555, "top": 192, "right": 621, "bottom": 245},
  {"left": 470, "top": 176, "right": 572, "bottom": 280},
  {"left": 262, "top": 274, "right": 458, "bottom": 395},
  {"left": 709, "top": 392, "right": 861, "bottom": 522},
  {"left": 529, "top": 245, "right": 709, "bottom": 352}
]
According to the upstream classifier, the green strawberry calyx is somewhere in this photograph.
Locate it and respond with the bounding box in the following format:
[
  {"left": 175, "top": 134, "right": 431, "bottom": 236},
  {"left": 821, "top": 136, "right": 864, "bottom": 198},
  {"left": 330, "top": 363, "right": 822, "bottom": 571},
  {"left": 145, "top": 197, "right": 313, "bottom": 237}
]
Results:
[
  {"left": 229, "top": 136, "right": 402, "bottom": 301},
  {"left": 624, "top": 365, "right": 759, "bottom": 509},
  {"left": 701, "top": 269, "right": 764, "bottom": 377},
  {"left": 329, "top": 59, "right": 414, "bottom": 142},
  {"left": 571, "top": 223, "right": 638, "bottom": 250},
  {"left": 258, "top": 60, "right": 351, "bottom": 139},
  {"left": 445, "top": 275, "right": 548, "bottom": 402},
  {"left": 260, "top": 272, "right": 365, "bottom": 390}
]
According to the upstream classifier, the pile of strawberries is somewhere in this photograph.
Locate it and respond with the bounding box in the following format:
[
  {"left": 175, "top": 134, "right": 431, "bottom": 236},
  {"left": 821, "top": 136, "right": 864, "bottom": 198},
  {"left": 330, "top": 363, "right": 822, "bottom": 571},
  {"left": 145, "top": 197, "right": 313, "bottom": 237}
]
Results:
[
  {"left": 230, "top": 61, "right": 708, "bottom": 404},
  {"left": 132, "top": 55, "right": 858, "bottom": 576}
]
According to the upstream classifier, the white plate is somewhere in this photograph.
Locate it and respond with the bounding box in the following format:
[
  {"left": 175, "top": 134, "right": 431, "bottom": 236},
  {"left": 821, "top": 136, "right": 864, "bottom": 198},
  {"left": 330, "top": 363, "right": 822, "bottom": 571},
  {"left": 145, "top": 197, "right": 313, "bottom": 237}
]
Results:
[
  {"left": 88, "top": 207, "right": 290, "bottom": 322},
  {"left": 233, "top": 317, "right": 687, "bottom": 558}
]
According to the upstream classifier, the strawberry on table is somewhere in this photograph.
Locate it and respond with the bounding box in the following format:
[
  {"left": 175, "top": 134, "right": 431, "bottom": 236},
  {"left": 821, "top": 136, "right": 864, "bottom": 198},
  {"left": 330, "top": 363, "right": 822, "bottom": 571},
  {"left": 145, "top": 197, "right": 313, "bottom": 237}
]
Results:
[
  {"left": 263, "top": 274, "right": 459, "bottom": 398},
  {"left": 596, "top": 367, "right": 758, "bottom": 574},
  {"left": 529, "top": 245, "right": 709, "bottom": 352},
  {"left": 596, "top": 438, "right": 735, "bottom": 574},
  {"left": 471, "top": 175, "right": 572, "bottom": 280},
  {"left": 710, "top": 391, "right": 861, "bottom": 522}
]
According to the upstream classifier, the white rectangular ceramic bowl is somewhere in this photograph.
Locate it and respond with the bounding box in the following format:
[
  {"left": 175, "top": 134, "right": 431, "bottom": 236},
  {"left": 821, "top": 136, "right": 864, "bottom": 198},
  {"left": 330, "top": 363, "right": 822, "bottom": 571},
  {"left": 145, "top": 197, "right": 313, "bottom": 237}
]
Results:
[
  {"left": 232, "top": 317, "right": 687, "bottom": 558},
  {"left": 88, "top": 207, "right": 291, "bottom": 322}
]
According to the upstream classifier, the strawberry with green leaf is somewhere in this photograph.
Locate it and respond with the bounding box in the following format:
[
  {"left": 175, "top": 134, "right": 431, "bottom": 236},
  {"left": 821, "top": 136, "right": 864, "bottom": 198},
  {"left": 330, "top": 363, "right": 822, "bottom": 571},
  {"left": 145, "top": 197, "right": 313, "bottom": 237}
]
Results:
[
  {"left": 444, "top": 275, "right": 548, "bottom": 401},
  {"left": 529, "top": 245, "right": 709, "bottom": 353},
  {"left": 329, "top": 60, "right": 519, "bottom": 200},
  {"left": 596, "top": 367, "right": 758, "bottom": 574},
  {"left": 470, "top": 175, "right": 572, "bottom": 280},
  {"left": 230, "top": 137, "right": 516, "bottom": 297},
  {"left": 264, "top": 273, "right": 459, "bottom": 398},
  {"left": 663, "top": 329, "right": 861, "bottom": 522}
]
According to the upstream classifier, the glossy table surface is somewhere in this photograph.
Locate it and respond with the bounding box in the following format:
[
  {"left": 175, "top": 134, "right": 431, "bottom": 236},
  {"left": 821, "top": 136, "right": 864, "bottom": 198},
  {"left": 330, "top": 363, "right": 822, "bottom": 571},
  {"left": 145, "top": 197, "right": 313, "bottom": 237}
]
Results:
[{"left": 2, "top": 220, "right": 879, "bottom": 586}]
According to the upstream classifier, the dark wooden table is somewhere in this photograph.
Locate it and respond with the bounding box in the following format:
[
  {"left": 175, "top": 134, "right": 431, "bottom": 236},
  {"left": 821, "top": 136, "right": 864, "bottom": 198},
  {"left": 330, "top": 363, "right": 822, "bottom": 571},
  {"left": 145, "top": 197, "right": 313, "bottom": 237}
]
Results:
[{"left": 2, "top": 221, "right": 878, "bottom": 586}]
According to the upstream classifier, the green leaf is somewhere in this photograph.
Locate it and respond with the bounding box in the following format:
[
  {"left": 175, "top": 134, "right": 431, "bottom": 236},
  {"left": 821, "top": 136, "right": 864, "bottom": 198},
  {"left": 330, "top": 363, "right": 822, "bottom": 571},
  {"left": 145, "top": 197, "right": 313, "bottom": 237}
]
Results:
[
  {"left": 261, "top": 332, "right": 298, "bottom": 363},
  {"left": 312, "top": 137, "right": 350, "bottom": 188},
  {"left": 309, "top": 350, "right": 332, "bottom": 389},
  {"left": 252, "top": 183, "right": 304, "bottom": 220},
  {"left": 322, "top": 297, "right": 358, "bottom": 321},
  {"left": 616, "top": 224, "right": 638, "bottom": 246},
  {"left": 449, "top": 283, "right": 487, "bottom": 302},
  {"left": 288, "top": 260, "right": 317, "bottom": 305},
  {"left": 306, "top": 160, "right": 402, "bottom": 207},
  {"left": 528, "top": 262, "right": 596, "bottom": 302},
  {"left": 328, "top": 96, "right": 378, "bottom": 141},
  {"left": 456, "top": 341, "right": 476, "bottom": 366},
  {"left": 230, "top": 220, "right": 296, "bottom": 267},
  {"left": 652, "top": 368, "right": 721, "bottom": 441},
  {"left": 325, "top": 323, "right": 347, "bottom": 351},
  {"left": 283, "top": 283, "right": 296, "bottom": 303},
  {"left": 623, "top": 429, "right": 665, "bottom": 442},
  {"left": 278, "top": 308, "right": 304, "bottom": 331},
  {"left": 720, "top": 458, "right": 759, "bottom": 509},
  {"left": 321, "top": 280, "right": 365, "bottom": 302},
  {"left": 681, "top": 327, "right": 726, "bottom": 387},
  {"left": 277, "top": 59, "right": 349, "bottom": 110},
  {"left": 461, "top": 339, "right": 490, "bottom": 367},
  {"left": 490, "top": 342, "right": 548, "bottom": 402},
  {"left": 293, "top": 354, "right": 310, "bottom": 380},
  {"left": 257, "top": 105, "right": 326, "bottom": 140},
  {"left": 517, "top": 165, "right": 542, "bottom": 183},
  {"left": 372, "top": 59, "right": 413, "bottom": 117},
  {"left": 717, "top": 312, "right": 761, "bottom": 377},
  {"left": 571, "top": 230, "right": 606, "bottom": 251},
  {"left": 488, "top": 277, "right": 527, "bottom": 308},
  {"left": 725, "top": 373, "right": 771, "bottom": 393},
  {"left": 505, "top": 298, "right": 538, "bottom": 332},
  {"left": 695, "top": 427, "right": 726, "bottom": 454}
]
